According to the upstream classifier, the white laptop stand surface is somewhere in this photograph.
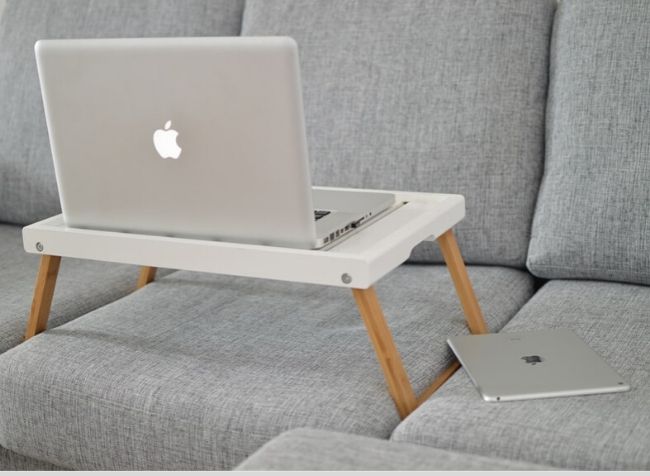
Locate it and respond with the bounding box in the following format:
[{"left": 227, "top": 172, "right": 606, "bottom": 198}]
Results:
[{"left": 22, "top": 188, "right": 487, "bottom": 419}]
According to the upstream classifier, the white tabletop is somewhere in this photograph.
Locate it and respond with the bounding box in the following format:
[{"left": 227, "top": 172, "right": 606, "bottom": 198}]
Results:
[{"left": 23, "top": 187, "right": 464, "bottom": 288}]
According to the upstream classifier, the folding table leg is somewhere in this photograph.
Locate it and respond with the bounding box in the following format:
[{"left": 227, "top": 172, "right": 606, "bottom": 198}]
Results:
[
  {"left": 136, "top": 266, "right": 157, "bottom": 289},
  {"left": 25, "top": 260, "right": 158, "bottom": 341},
  {"left": 25, "top": 255, "right": 61, "bottom": 339},
  {"left": 437, "top": 229, "right": 488, "bottom": 334},
  {"left": 352, "top": 286, "right": 417, "bottom": 419},
  {"left": 405, "top": 229, "right": 489, "bottom": 409}
]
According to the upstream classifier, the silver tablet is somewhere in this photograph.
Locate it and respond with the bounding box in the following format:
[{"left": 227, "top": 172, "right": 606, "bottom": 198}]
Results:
[{"left": 447, "top": 328, "right": 630, "bottom": 402}]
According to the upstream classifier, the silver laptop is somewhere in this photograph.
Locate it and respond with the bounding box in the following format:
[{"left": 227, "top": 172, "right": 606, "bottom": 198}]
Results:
[
  {"left": 447, "top": 329, "right": 630, "bottom": 402},
  {"left": 35, "top": 37, "right": 395, "bottom": 249}
]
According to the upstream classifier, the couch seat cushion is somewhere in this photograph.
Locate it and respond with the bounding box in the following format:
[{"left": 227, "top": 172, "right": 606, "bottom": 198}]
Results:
[
  {"left": 0, "top": 265, "right": 533, "bottom": 470},
  {"left": 392, "top": 280, "right": 650, "bottom": 470},
  {"left": 0, "top": 446, "right": 63, "bottom": 471},
  {"left": 527, "top": 0, "right": 650, "bottom": 285},
  {"left": 235, "top": 428, "right": 556, "bottom": 470},
  {"left": 0, "top": 223, "right": 149, "bottom": 354},
  {"left": 0, "top": 0, "right": 244, "bottom": 226},
  {"left": 242, "top": 0, "right": 555, "bottom": 267}
]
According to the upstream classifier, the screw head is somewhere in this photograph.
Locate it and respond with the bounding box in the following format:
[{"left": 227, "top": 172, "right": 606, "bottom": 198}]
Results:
[
  {"left": 341, "top": 273, "right": 352, "bottom": 284},
  {"left": 35, "top": 242, "right": 44, "bottom": 252}
]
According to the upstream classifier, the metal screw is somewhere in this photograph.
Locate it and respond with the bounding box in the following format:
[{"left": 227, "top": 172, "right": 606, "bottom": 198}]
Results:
[
  {"left": 341, "top": 273, "right": 352, "bottom": 284},
  {"left": 35, "top": 242, "right": 44, "bottom": 252}
]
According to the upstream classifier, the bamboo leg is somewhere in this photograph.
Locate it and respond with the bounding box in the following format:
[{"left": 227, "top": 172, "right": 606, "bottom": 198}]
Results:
[
  {"left": 136, "top": 266, "right": 157, "bottom": 289},
  {"left": 415, "top": 360, "right": 461, "bottom": 406},
  {"left": 352, "top": 287, "right": 417, "bottom": 419},
  {"left": 25, "top": 255, "right": 61, "bottom": 340},
  {"left": 437, "top": 229, "right": 488, "bottom": 334}
]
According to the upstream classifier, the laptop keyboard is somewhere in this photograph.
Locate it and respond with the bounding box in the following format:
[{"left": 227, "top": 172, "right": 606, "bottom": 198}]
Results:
[{"left": 314, "top": 210, "right": 331, "bottom": 221}]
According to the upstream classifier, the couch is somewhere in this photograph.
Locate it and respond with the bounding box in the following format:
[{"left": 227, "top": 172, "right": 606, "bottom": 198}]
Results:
[{"left": 0, "top": 0, "right": 648, "bottom": 471}]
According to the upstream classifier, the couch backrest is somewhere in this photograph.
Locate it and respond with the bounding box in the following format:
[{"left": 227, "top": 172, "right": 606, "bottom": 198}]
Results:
[
  {"left": 243, "top": 0, "right": 555, "bottom": 266},
  {"left": 0, "top": 0, "right": 556, "bottom": 268},
  {"left": 527, "top": 0, "right": 650, "bottom": 285},
  {"left": 0, "top": 0, "right": 244, "bottom": 226}
]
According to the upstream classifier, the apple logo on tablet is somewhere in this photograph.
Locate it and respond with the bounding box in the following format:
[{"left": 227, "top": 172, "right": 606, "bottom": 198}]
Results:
[
  {"left": 521, "top": 355, "right": 543, "bottom": 365},
  {"left": 153, "top": 120, "right": 182, "bottom": 159}
]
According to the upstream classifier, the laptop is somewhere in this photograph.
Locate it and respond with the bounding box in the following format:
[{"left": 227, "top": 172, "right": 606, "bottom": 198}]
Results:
[
  {"left": 447, "top": 329, "right": 630, "bottom": 402},
  {"left": 34, "top": 36, "right": 395, "bottom": 249}
]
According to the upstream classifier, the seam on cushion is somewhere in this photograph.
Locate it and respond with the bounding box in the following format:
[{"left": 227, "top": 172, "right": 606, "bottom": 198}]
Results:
[
  {"left": 529, "top": 263, "right": 650, "bottom": 278},
  {"left": 235, "top": 0, "right": 245, "bottom": 35},
  {"left": 524, "top": 0, "right": 558, "bottom": 272},
  {"left": 499, "top": 277, "right": 537, "bottom": 311}
]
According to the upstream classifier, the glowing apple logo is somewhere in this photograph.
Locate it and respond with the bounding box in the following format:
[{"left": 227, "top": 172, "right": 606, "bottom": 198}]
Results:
[{"left": 153, "top": 120, "right": 182, "bottom": 159}]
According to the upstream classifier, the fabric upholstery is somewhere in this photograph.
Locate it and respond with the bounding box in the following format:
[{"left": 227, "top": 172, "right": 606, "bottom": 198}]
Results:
[
  {"left": 392, "top": 280, "right": 650, "bottom": 470},
  {"left": 527, "top": 0, "right": 650, "bottom": 285},
  {"left": 0, "top": 0, "right": 244, "bottom": 225},
  {"left": 235, "top": 428, "right": 556, "bottom": 470},
  {"left": 0, "top": 265, "right": 534, "bottom": 470},
  {"left": 242, "top": 0, "right": 555, "bottom": 267},
  {"left": 0, "top": 223, "right": 159, "bottom": 354},
  {"left": 0, "top": 446, "right": 63, "bottom": 471}
]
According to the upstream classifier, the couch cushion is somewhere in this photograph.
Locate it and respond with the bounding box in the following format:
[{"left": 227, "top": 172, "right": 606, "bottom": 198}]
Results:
[
  {"left": 0, "top": 446, "right": 63, "bottom": 471},
  {"left": 242, "top": 0, "right": 554, "bottom": 267},
  {"left": 527, "top": 0, "right": 650, "bottom": 285},
  {"left": 392, "top": 280, "right": 650, "bottom": 470},
  {"left": 0, "top": 265, "right": 534, "bottom": 470},
  {"left": 235, "top": 428, "right": 556, "bottom": 470},
  {"left": 0, "top": 0, "right": 244, "bottom": 226},
  {"left": 0, "top": 223, "right": 152, "bottom": 354}
]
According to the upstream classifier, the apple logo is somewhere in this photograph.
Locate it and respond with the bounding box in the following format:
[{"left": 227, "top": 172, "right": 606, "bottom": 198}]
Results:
[
  {"left": 153, "top": 120, "right": 182, "bottom": 159},
  {"left": 521, "top": 355, "right": 543, "bottom": 365}
]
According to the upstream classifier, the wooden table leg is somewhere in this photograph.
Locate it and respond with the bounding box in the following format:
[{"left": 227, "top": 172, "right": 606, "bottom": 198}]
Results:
[
  {"left": 415, "top": 360, "right": 461, "bottom": 406},
  {"left": 437, "top": 229, "right": 488, "bottom": 334},
  {"left": 352, "top": 287, "right": 417, "bottom": 419},
  {"left": 136, "top": 266, "right": 157, "bottom": 289},
  {"left": 25, "top": 255, "right": 61, "bottom": 340}
]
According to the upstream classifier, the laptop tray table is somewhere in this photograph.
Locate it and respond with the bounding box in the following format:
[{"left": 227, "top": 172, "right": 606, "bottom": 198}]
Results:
[{"left": 21, "top": 186, "right": 487, "bottom": 419}]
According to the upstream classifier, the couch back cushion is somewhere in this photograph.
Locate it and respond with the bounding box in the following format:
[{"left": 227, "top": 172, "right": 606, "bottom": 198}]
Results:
[
  {"left": 242, "top": 0, "right": 554, "bottom": 266},
  {"left": 0, "top": 0, "right": 244, "bottom": 225},
  {"left": 527, "top": 0, "right": 650, "bottom": 285}
]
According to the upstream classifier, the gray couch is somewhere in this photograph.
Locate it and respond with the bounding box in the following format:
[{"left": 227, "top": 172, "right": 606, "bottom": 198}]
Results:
[{"left": 0, "top": 0, "right": 648, "bottom": 471}]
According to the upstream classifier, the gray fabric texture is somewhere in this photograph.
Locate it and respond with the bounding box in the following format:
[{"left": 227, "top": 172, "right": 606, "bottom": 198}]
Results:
[
  {"left": 242, "top": 0, "right": 554, "bottom": 267},
  {"left": 527, "top": 0, "right": 650, "bottom": 285},
  {"left": 392, "top": 280, "right": 650, "bottom": 470},
  {"left": 0, "top": 445, "right": 64, "bottom": 471},
  {"left": 0, "top": 265, "right": 534, "bottom": 470},
  {"left": 0, "top": 0, "right": 244, "bottom": 225},
  {"left": 0, "top": 223, "right": 166, "bottom": 354},
  {"left": 235, "top": 428, "right": 556, "bottom": 470}
]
